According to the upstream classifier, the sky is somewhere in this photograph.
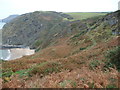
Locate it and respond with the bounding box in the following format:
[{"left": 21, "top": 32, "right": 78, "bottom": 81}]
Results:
[{"left": 0, "top": 0, "right": 119, "bottom": 19}]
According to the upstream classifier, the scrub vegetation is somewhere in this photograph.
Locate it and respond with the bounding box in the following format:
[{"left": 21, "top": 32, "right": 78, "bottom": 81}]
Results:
[{"left": 1, "top": 10, "right": 120, "bottom": 88}]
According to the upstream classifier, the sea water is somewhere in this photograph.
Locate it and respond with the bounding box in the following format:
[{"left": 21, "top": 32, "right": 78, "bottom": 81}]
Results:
[
  {"left": 0, "top": 49, "right": 10, "bottom": 60},
  {"left": 0, "top": 22, "right": 9, "bottom": 60},
  {"left": 0, "top": 22, "right": 6, "bottom": 29},
  {"left": 0, "top": 22, "right": 35, "bottom": 60}
]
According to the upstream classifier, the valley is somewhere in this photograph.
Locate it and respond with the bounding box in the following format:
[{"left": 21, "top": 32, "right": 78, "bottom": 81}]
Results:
[{"left": 0, "top": 10, "right": 120, "bottom": 88}]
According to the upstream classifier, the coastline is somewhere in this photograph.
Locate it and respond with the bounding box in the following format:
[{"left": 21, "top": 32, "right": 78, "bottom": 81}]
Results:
[
  {"left": 6, "top": 48, "right": 35, "bottom": 60},
  {"left": 4, "top": 49, "right": 11, "bottom": 60}
]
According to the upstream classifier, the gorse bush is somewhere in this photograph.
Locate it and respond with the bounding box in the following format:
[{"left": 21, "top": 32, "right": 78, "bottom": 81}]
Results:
[{"left": 105, "top": 46, "right": 120, "bottom": 71}]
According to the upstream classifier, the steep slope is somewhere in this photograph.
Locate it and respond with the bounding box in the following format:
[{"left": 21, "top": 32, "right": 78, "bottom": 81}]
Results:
[
  {"left": 2, "top": 11, "right": 74, "bottom": 49},
  {"left": 2, "top": 11, "right": 106, "bottom": 50},
  {"left": 1, "top": 10, "right": 120, "bottom": 88}
]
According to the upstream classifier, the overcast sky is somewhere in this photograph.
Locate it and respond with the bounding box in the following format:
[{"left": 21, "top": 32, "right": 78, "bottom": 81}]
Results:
[{"left": 0, "top": 0, "right": 119, "bottom": 19}]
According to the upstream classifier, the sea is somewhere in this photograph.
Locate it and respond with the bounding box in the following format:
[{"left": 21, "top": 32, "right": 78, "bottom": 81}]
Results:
[
  {"left": 0, "top": 22, "right": 6, "bottom": 29},
  {"left": 0, "top": 21, "right": 10, "bottom": 60},
  {"left": 0, "top": 22, "right": 35, "bottom": 60}
]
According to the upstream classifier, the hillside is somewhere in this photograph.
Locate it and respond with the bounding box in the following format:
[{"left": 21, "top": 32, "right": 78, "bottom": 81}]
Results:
[
  {"left": 2, "top": 11, "right": 107, "bottom": 50},
  {"left": 1, "top": 10, "right": 120, "bottom": 88},
  {"left": 2, "top": 15, "right": 19, "bottom": 23},
  {"left": 2, "top": 11, "right": 74, "bottom": 49}
]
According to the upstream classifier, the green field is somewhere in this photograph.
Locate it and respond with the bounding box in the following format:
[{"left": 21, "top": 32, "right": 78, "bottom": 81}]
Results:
[{"left": 65, "top": 12, "right": 108, "bottom": 20}]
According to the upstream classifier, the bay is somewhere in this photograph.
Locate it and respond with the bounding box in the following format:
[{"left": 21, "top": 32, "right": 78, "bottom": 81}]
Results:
[
  {"left": 0, "top": 49, "right": 10, "bottom": 60},
  {"left": 0, "top": 22, "right": 9, "bottom": 60}
]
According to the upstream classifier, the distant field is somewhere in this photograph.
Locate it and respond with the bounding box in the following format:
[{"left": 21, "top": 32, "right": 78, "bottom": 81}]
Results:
[{"left": 65, "top": 12, "right": 108, "bottom": 20}]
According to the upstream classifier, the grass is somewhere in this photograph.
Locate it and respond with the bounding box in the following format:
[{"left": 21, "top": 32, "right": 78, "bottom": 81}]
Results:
[{"left": 65, "top": 12, "right": 107, "bottom": 20}]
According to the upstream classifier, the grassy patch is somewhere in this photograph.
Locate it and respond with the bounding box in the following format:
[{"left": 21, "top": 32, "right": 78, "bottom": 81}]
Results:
[
  {"left": 15, "top": 69, "right": 32, "bottom": 77},
  {"left": 65, "top": 12, "right": 107, "bottom": 20},
  {"left": 2, "top": 70, "right": 14, "bottom": 78},
  {"left": 1, "top": 68, "right": 32, "bottom": 82}
]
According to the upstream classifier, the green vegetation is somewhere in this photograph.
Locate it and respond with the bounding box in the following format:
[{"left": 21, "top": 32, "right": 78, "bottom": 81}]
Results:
[
  {"left": 1, "top": 70, "right": 13, "bottom": 78},
  {"left": 88, "top": 82, "right": 95, "bottom": 88},
  {"left": 30, "top": 62, "right": 63, "bottom": 76},
  {"left": 65, "top": 12, "right": 107, "bottom": 20},
  {"left": 71, "top": 31, "right": 86, "bottom": 40},
  {"left": 15, "top": 69, "right": 31, "bottom": 77},
  {"left": 105, "top": 46, "right": 120, "bottom": 71},
  {"left": 2, "top": 11, "right": 70, "bottom": 49},
  {"left": 89, "top": 60, "right": 101, "bottom": 70},
  {"left": 1, "top": 10, "right": 119, "bottom": 88},
  {"left": 33, "top": 40, "right": 43, "bottom": 48},
  {"left": 59, "top": 80, "right": 77, "bottom": 88},
  {"left": 59, "top": 80, "right": 71, "bottom": 88},
  {"left": 106, "top": 84, "right": 117, "bottom": 88},
  {"left": 79, "top": 47, "right": 86, "bottom": 50}
]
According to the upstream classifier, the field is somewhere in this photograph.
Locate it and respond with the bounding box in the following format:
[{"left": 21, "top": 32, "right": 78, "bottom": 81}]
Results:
[{"left": 65, "top": 12, "right": 108, "bottom": 20}]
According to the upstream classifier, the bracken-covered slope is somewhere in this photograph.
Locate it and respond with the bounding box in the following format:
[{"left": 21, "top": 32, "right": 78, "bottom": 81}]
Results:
[{"left": 1, "top": 10, "right": 120, "bottom": 88}]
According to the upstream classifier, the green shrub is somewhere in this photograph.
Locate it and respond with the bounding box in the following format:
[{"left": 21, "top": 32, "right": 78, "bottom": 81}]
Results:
[
  {"left": 59, "top": 80, "right": 71, "bottom": 88},
  {"left": 33, "top": 40, "right": 43, "bottom": 48},
  {"left": 2, "top": 70, "right": 14, "bottom": 78},
  {"left": 88, "top": 82, "right": 95, "bottom": 88},
  {"left": 105, "top": 46, "right": 120, "bottom": 71},
  {"left": 106, "top": 84, "right": 117, "bottom": 88},
  {"left": 71, "top": 81, "right": 77, "bottom": 88},
  {"left": 30, "top": 62, "right": 62, "bottom": 76},
  {"left": 79, "top": 47, "right": 86, "bottom": 50},
  {"left": 71, "top": 31, "right": 86, "bottom": 39},
  {"left": 15, "top": 69, "right": 32, "bottom": 77},
  {"left": 89, "top": 60, "right": 101, "bottom": 70}
]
